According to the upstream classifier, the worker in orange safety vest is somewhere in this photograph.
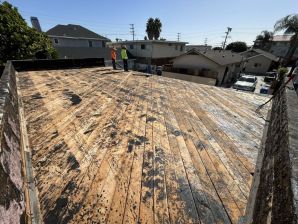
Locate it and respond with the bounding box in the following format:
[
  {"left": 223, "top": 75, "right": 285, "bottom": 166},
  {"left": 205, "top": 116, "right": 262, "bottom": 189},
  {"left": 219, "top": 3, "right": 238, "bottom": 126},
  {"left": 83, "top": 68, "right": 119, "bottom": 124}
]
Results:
[{"left": 111, "top": 47, "right": 117, "bottom": 70}]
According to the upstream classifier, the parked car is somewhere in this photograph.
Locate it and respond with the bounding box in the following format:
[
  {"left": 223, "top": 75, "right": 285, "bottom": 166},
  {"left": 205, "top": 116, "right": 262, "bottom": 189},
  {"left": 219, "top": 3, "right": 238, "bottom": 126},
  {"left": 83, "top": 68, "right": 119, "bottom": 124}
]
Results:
[
  {"left": 233, "top": 75, "right": 257, "bottom": 92},
  {"left": 264, "top": 72, "right": 277, "bottom": 83},
  {"left": 260, "top": 84, "right": 270, "bottom": 94}
]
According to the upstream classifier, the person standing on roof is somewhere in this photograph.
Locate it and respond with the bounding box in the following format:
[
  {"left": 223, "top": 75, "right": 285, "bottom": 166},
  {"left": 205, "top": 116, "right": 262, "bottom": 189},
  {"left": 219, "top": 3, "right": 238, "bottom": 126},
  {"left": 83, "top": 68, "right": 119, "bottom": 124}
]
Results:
[
  {"left": 111, "top": 47, "right": 117, "bottom": 70},
  {"left": 121, "top": 45, "right": 128, "bottom": 72}
]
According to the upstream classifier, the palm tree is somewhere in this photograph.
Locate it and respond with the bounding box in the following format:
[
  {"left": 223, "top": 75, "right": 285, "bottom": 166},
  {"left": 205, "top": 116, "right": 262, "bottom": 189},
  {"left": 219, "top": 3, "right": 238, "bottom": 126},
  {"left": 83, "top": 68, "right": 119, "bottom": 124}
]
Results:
[
  {"left": 153, "top": 18, "right": 162, "bottom": 40},
  {"left": 146, "top": 18, "right": 162, "bottom": 40},
  {"left": 254, "top": 30, "right": 273, "bottom": 50},
  {"left": 274, "top": 14, "right": 298, "bottom": 66},
  {"left": 146, "top": 18, "right": 155, "bottom": 40}
]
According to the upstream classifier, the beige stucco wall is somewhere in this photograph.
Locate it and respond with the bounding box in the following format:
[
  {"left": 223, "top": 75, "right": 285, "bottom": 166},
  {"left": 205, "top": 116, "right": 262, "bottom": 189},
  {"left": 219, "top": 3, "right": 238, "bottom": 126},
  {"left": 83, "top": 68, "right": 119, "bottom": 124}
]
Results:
[
  {"left": 109, "top": 42, "right": 185, "bottom": 59},
  {"left": 152, "top": 43, "right": 185, "bottom": 58},
  {"left": 163, "top": 71, "right": 216, "bottom": 86},
  {"left": 244, "top": 55, "right": 272, "bottom": 74}
]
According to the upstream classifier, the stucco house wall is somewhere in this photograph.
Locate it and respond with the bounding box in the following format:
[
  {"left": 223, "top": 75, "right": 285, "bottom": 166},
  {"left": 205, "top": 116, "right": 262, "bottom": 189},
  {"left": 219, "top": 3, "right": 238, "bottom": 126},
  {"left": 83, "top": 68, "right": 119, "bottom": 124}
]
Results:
[
  {"left": 244, "top": 55, "right": 272, "bottom": 74},
  {"left": 171, "top": 54, "right": 238, "bottom": 85},
  {"left": 50, "top": 37, "right": 104, "bottom": 48}
]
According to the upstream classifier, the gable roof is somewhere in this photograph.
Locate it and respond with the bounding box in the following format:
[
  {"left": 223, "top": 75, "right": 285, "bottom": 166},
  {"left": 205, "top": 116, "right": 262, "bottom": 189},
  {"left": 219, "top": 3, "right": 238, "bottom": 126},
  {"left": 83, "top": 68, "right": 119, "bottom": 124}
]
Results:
[
  {"left": 173, "top": 49, "right": 243, "bottom": 66},
  {"left": 241, "top": 48, "right": 279, "bottom": 62},
  {"left": 46, "top": 24, "right": 110, "bottom": 41}
]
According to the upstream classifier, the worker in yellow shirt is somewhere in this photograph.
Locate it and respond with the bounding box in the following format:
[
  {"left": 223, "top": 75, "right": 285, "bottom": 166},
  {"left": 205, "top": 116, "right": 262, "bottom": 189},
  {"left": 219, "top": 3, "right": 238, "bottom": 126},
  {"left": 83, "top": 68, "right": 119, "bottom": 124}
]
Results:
[{"left": 121, "top": 45, "right": 128, "bottom": 71}]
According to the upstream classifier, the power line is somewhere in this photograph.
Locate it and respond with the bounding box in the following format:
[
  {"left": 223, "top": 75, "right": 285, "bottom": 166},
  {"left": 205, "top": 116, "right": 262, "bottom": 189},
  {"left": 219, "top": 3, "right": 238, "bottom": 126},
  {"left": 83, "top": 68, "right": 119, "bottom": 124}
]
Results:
[
  {"left": 222, "top": 27, "right": 232, "bottom": 49},
  {"left": 129, "top": 24, "right": 135, "bottom": 41},
  {"left": 177, "top": 33, "right": 181, "bottom": 42}
]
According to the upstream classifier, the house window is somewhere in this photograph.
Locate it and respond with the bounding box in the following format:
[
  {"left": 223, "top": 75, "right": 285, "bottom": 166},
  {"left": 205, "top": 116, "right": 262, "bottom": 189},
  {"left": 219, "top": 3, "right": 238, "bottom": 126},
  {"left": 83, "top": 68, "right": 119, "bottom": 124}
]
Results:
[
  {"left": 175, "top": 45, "right": 178, "bottom": 50},
  {"left": 54, "top": 38, "right": 59, "bottom": 44},
  {"left": 168, "top": 43, "right": 172, "bottom": 46},
  {"left": 130, "top": 45, "right": 134, "bottom": 49},
  {"left": 254, "top": 63, "right": 261, "bottom": 68},
  {"left": 88, "top": 40, "right": 93, "bottom": 47},
  {"left": 141, "top": 44, "right": 146, "bottom": 50},
  {"left": 180, "top": 46, "right": 183, "bottom": 51},
  {"left": 102, "top": 42, "right": 106, "bottom": 47}
]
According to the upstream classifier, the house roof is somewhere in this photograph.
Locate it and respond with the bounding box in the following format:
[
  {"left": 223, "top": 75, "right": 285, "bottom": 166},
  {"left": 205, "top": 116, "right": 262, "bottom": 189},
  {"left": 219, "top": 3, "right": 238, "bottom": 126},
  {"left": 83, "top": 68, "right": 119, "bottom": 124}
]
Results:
[
  {"left": 272, "top": 35, "right": 294, "bottom": 42},
  {"left": 173, "top": 49, "right": 244, "bottom": 65},
  {"left": 241, "top": 48, "right": 279, "bottom": 62},
  {"left": 46, "top": 24, "right": 110, "bottom": 41},
  {"left": 16, "top": 66, "right": 269, "bottom": 223},
  {"left": 108, "top": 40, "right": 188, "bottom": 45}
]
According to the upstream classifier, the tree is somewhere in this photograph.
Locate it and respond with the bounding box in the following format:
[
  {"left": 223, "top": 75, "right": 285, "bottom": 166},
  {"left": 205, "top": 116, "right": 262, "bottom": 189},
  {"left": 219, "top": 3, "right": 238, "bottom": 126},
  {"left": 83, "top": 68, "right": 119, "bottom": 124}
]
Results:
[
  {"left": 212, "top": 47, "right": 223, "bottom": 50},
  {"left": 254, "top": 30, "right": 273, "bottom": 50},
  {"left": 226, "top": 41, "right": 247, "bottom": 52},
  {"left": 274, "top": 14, "right": 298, "bottom": 66},
  {"left": 146, "top": 18, "right": 155, "bottom": 40},
  {"left": 0, "top": 1, "right": 57, "bottom": 65},
  {"left": 153, "top": 18, "right": 162, "bottom": 40},
  {"left": 144, "top": 36, "right": 148, "bottom": 40},
  {"left": 145, "top": 17, "right": 162, "bottom": 40}
]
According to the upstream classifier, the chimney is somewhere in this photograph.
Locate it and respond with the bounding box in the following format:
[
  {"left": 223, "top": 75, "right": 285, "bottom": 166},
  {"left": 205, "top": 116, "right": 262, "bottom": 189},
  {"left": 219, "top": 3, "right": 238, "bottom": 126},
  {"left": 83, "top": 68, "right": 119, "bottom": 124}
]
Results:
[{"left": 30, "top": 17, "right": 42, "bottom": 32}]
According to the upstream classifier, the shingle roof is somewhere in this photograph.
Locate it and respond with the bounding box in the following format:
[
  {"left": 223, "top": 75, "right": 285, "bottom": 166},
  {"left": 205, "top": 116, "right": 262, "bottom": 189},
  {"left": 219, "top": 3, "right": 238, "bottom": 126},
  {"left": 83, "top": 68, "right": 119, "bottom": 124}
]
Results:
[
  {"left": 176, "top": 49, "right": 243, "bottom": 65},
  {"left": 241, "top": 48, "right": 279, "bottom": 62},
  {"left": 46, "top": 24, "right": 110, "bottom": 41}
]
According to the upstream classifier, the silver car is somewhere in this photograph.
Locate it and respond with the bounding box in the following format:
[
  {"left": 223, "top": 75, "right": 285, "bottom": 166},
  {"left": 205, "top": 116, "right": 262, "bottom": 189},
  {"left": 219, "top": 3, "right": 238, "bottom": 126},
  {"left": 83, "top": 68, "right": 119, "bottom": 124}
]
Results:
[{"left": 233, "top": 75, "right": 257, "bottom": 92}]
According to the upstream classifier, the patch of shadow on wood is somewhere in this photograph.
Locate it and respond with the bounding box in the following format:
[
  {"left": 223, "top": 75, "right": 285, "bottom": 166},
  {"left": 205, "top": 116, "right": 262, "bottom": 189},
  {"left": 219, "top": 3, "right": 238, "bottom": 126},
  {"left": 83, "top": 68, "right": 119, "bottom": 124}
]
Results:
[
  {"left": 67, "top": 153, "right": 80, "bottom": 170},
  {"left": 63, "top": 90, "right": 82, "bottom": 106},
  {"left": 119, "top": 88, "right": 130, "bottom": 94},
  {"left": 173, "top": 130, "right": 181, "bottom": 136},
  {"left": 51, "top": 131, "right": 59, "bottom": 139},
  {"left": 146, "top": 116, "right": 156, "bottom": 123},
  {"left": 31, "top": 93, "right": 44, "bottom": 99},
  {"left": 44, "top": 181, "right": 79, "bottom": 224},
  {"left": 196, "top": 140, "right": 206, "bottom": 151}
]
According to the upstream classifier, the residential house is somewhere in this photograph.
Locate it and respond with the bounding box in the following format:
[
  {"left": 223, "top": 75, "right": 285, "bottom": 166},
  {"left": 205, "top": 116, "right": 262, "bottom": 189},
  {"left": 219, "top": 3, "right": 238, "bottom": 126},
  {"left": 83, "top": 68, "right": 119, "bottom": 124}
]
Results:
[
  {"left": 269, "top": 35, "right": 298, "bottom": 60},
  {"left": 240, "top": 48, "right": 279, "bottom": 74},
  {"left": 46, "top": 24, "right": 111, "bottom": 59},
  {"left": 185, "top": 45, "right": 212, "bottom": 52},
  {"left": 163, "top": 49, "right": 243, "bottom": 86},
  {"left": 108, "top": 40, "right": 188, "bottom": 66}
]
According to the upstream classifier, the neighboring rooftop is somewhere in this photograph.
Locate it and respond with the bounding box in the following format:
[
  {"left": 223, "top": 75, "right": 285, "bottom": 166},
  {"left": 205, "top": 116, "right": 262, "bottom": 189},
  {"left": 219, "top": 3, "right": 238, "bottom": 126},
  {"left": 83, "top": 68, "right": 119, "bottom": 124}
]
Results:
[
  {"left": 177, "top": 49, "right": 244, "bottom": 65},
  {"left": 272, "top": 34, "right": 294, "bottom": 42},
  {"left": 46, "top": 24, "right": 110, "bottom": 40},
  {"left": 17, "top": 67, "right": 269, "bottom": 223},
  {"left": 241, "top": 48, "right": 279, "bottom": 62}
]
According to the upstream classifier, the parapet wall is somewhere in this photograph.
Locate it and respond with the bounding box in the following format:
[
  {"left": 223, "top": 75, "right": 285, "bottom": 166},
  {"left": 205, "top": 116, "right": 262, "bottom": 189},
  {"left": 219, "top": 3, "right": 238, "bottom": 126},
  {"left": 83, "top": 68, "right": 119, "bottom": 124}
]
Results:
[
  {"left": 244, "top": 78, "right": 298, "bottom": 224},
  {"left": 0, "top": 58, "right": 105, "bottom": 224},
  {"left": 0, "top": 62, "right": 25, "bottom": 224}
]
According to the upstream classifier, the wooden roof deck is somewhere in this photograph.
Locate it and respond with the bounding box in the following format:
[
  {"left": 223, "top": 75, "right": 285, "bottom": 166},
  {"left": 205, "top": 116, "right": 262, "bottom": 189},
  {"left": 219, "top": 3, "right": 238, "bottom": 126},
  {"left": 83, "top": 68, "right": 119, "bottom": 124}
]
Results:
[{"left": 18, "top": 67, "right": 269, "bottom": 224}]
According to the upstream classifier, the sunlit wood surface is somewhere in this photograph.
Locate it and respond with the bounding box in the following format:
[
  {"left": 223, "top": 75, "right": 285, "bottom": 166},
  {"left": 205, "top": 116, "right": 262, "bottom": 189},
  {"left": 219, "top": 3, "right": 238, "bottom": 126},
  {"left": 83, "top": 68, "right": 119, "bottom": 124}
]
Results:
[{"left": 18, "top": 67, "right": 269, "bottom": 224}]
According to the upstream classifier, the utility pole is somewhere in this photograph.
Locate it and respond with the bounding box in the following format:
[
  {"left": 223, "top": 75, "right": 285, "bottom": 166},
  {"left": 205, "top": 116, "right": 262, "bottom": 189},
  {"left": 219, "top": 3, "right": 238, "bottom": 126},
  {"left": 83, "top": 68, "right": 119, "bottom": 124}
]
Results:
[
  {"left": 204, "top": 38, "right": 208, "bottom": 46},
  {"left": 222, "top": 27, "right": 232, "bottom": 50},
  {"left": 177, "top": 33, "right": 181, "bottom": 42},
  {"left": 130, "top": 24, "right": 135, "bottom": 41}
]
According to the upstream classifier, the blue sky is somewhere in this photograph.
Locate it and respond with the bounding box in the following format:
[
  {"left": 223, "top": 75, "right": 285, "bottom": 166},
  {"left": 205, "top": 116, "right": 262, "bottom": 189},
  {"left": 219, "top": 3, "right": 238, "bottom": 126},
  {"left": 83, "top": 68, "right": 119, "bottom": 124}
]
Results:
[{"left": 7, "top": 0, "right": 298, "bottom": 47}]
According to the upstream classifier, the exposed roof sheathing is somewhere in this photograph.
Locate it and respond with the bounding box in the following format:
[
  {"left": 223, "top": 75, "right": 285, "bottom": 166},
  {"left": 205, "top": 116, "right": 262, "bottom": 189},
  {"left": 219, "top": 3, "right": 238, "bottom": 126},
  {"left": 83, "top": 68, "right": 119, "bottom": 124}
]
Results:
[{"left": 18, "top": 68, "right": 269, "bottom": 223}]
